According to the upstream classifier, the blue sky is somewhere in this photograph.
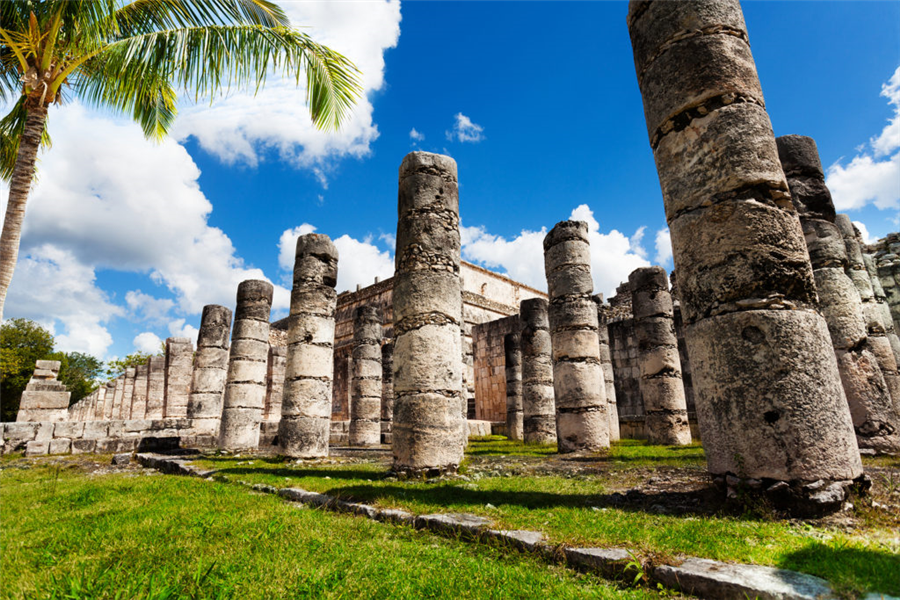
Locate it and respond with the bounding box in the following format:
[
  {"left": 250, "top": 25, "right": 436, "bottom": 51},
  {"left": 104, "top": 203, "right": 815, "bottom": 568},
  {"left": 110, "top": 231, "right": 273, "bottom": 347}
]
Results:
[{"left": 3, "top": 0, "right": 899, "bottom": 361}]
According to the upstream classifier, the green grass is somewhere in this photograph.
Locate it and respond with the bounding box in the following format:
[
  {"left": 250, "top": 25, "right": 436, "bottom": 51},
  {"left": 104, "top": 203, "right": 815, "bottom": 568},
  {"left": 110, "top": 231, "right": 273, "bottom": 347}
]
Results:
[
  {"left": 0, "top": 458, "right": 660, "bottom": 600},
  {"left": 187, "top": 439, "right": 899, "bottom": 598}
]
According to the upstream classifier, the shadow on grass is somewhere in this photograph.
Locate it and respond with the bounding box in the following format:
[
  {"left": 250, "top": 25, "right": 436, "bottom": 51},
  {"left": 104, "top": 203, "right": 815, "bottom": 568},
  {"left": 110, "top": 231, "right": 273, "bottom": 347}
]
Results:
[
  {"left": 777, "top": 543, "right": 900, "bottom": 597},
  {"left": 210, "top": 466, "right": 389, "bottom": 482}
]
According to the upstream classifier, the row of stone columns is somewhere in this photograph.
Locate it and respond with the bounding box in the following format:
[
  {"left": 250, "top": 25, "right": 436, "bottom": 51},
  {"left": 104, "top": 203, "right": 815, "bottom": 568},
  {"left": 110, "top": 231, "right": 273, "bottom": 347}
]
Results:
[{"left": 627, "top": 0, "right": 862, "bottom": 511}]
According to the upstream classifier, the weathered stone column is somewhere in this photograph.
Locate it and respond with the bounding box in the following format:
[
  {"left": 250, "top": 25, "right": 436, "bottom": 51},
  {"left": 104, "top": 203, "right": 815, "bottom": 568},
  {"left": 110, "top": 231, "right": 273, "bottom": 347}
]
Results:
[
  {"left": 874, "top": 238, "right": 900, "bottom": 334},
  {"left": 776, "top": 136, "right": 898, "bottom": 454},
  {"left": 392, "top": 152, "right": 465, "bottom": 475},
  {"left": 544, "top": 221, "right": 608, "bottom": 452},
  {"left": 629, "top": 267, "right": 692, "bottom": 445},
  {"left": 278, "top": 234, "right": 338, "bottom": 458},
  {"left": 188, "top": 305, "right": 232, "bottom": 436},
  {"left": 504, "top": 332, "right": 524, "bottom": 441},
  {"left": 144, "top": 356, "right": 166, "bottom": 419},
  {"left": 16, "top": 360, "right": 70, "bottom": 422},
  {"left": 263, "top": 345, "right": 286, "bottom": 422},
  {"left": 628, "top": 0, "right": 861, "bottom": 512},
  {"left": 520, "top": 298, "right": 557, "bottom": 445},
  {"left": 103, "top": 381, "right": 116, "bottom": 419},
  {"left": 350, "top": 306, "right": 383, "bottom": 446},
  {"left": 121, "top": 367, "right": 136, "bottom": 419},
  {"left": 381, "top": 341, "right": 394, "bottom": 444},
  {"left": 164, "top": 337, "right": 193, "bottom": 418},
  {"left": 131, "top": 363, "right": 149, "bottom": 420},
  {"left": 595, "top": 296, "right": 621, "bottom": 441},
  {"left": 218, "top": 280, "right": 273, "bottom": 451}
]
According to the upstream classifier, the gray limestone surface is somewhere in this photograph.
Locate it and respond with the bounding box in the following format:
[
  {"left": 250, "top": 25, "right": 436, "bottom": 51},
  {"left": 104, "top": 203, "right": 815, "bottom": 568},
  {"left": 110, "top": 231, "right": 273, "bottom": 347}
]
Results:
[
  {"left": 595, "top": 297, "right": 620, "bottom": 442},
  {"left": 381, "top": 342, "right": 394, "bottom": 444},
  {"left": 187, "top": 305, "right": 232, "bottom": 436},
  {"left": 628, "top": 0, "right": 862, "bottom": 512},
  {"left": 392, "top": 152, "right": 465, "bottom": 475},
  {"left": 164, "top": 337, "right": 193, "bottom": 419},
  {"left": 219, "top": 280, "right": 273, "bottom": 451},
  {"left": 278, "top": 233, "right": 338, "bottom": 458},
  {"left": 504, "top": 332, "right": 524, "bottom": 441},
  {"left": 544, "top": 220, "right": 608, "bottom": 452},
  {"left": 520, "top": 298, "right": 556, "bottom": 445},
  {"left": 350, "top": 306, "right": 383, "bottom": 446}
]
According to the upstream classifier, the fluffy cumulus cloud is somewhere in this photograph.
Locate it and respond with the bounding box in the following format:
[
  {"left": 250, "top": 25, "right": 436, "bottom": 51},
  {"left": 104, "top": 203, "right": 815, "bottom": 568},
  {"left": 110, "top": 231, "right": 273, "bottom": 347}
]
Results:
[
  {"left": 446, "top": 113, "right": 485, "bottom": 143},
  {"left": 133, "top": 332, "right": 163, "bottom": 354},
  {"left": 654, "top": 227, "right": 673, "bottom": 265},
  {"left": 4, "top": 244, "right": 122, "bottom": 357},
  {"left": 173, "top": 0, "right": 402, "bottom": 179},
  {"left": 461, "top": 205, "right": 651, "bottom": 298},
  {"left": 826, "top": 66, "right": 900, "bottom": 214},
  {"left": 277, "top": 225, "right": 394, "bottom": 294},
  {"left": 1, "top": 103, "right": 287, "bottom": 357}
]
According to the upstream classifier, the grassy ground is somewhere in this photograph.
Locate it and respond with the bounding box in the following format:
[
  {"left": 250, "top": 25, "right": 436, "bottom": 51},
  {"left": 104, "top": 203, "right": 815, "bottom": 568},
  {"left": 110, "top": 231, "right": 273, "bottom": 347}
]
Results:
[
  {"left": 186, "top": 438, "right": 900, "bottom": 598},
  {"left": 0, "top": 456, "right": 662, "bottom": 600}
]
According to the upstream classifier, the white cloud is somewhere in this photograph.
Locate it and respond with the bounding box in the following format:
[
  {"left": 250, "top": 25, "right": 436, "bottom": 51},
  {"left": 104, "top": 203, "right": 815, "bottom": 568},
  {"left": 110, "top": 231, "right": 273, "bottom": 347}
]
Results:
[
  {"left": 446, "top": 113, "right": 485, "bottom": 143},
  {"left": 461, "top": 204, "right": 651, "bottom": 298},
  {"left": 133, "top": 332, "right": 163, "bottom": 354},
  {"left": 629, "top": 226, "right": 648, "bottom": 259},
  {"left": 852, "top": 220, "right": 875, "bottom": 245},
  {"left": 654, "top": 227, "right": 673, "bottom": 265},
  {"left": 409, "top": 128, "right": 425, "bottom": 141},
  {"left": 277, "top": 226, "right": 395, "bottom": 294},
  {"left": 379, "top": 232, "right": 396, "bottom": 251},
  {"left": 826, "top": 66, "right": 900, "bottom": 214},
  {"left": 173, "top": 0, "right": 402, "bottom": 181},
  {"left": 167, "top": 319, "right": 199, "bottom": 346},
  {"left": 4, "top": 244, "right": 122, "bottom": 357},
  {"left": 125, "top": 290, "right": 175, "bottom": 325}
]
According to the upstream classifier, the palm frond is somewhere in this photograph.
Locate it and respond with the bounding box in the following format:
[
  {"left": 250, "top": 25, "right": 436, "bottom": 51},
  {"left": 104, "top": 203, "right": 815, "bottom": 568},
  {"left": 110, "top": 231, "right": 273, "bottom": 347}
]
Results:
[
  {"left": 114, "top": 0, "right": 290, "bottom": 37},
  {"left": 76, "top": 25, "right": 361, "bottom": 131}
]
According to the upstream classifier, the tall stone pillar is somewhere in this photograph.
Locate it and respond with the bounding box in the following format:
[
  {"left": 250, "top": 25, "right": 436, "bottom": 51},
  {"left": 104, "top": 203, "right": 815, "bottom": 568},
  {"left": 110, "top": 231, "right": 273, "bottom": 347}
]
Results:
[
  {"left": 263, "top": 345, "right": 287, "bottom": 422},
  {"left": 875, "top": 243, "right": 900, "bottom": 334},
  {"left": 543, "top": 220, "right": 609, "bottom": 452},
  {"left": 629, "top": 267, "right": 692, "bottom": 445},
  {"left": 504, "top": 332, "right": 524, "bottom": 441},
  {"left": 16, "top": 360, "right": 70, "bottom": 422},
  {"left": 218, "top": 280, "right": 273, "bottom": 451},
  {"left": 836, "top": 216, "right": 900, "bottom": 419},
  {"left": 144, "top": 356, "right": 166, "bottom": 419},
  {"left": 381, "top": 341, "right": 395, "bottom": 443},
  {"left": 121, "top": 367, "right": 136, "bottom": 419},
  {"left": 392, "top": 152, "right": 465, "bottom": 476},
  {"left": 188, "top": 305, "right": 232, "bottom": 436},
  {"left": 776, "top": 136, "right": 898, "bottom": 454},
  {"left": 131, "top": 363, "right": 149, "bottom": 420},
  {"left": 164, "top": 337, "right": 193, "bottom": 418},
  {"left": 520, "top": 298, "right": 557, "bottom": 445},
  {"left": 628, "top": 0, "right": 862, "bottom": 511},
  {"left": 278, "top": 234, "right": 338, "bottom": 458},
  {"left": 103, "top": 381, "right": 117, "bottom": 419},
  {"left": 595, "top": 296, "right": 620, "bottom": 441},
  {"left": 350, "top": 306, "right": 383, "bottom": 446}
]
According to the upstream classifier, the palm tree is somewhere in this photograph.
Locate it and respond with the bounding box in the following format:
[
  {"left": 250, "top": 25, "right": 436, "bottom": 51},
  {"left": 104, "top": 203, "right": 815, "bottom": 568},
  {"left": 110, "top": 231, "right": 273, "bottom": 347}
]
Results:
[{"left": 0, "top": 0, "right": 362, "bottom": 319}]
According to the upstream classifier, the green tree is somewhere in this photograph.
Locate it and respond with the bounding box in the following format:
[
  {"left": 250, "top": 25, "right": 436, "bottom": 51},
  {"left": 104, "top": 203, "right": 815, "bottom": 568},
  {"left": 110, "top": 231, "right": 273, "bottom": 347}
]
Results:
[
  {"left": 104, "top": 351, "right": 158, "bottom": 379},
  {"left": 54, "top": 351, "right": 103, "bottom": 403},
  {"left": 0, "top": 0, "right": 362, "bottom": 318},
  {"left": 0, "top": 317, "right": 53, "bottom": 419}
]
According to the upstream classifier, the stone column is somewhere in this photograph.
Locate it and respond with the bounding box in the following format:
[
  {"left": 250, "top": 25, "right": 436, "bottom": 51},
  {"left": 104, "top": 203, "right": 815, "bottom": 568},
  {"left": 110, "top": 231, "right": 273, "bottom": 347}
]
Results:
[
  {"left": 392, "top": 152, "right": 465, "bottom": 476},
  {"left": 16, "top": 360, "right": 70, "bottom": 422},
  {"left": 218, "top": 280, "right": 273, "bottom": 451},
  {"left": 278, "top": 234, "right": 338, "bottom": 458},
  {"left": 188, "top": 305, "right": 233, "bottom": 436},
  {"left": 776, "top": 136, "right": 898, "bottom": 454},
  {"left": 520, "top": 298, "right": 557, "bottom": 445},
  {"left": 543, "top": 220, "right": 609, "bottom": 452},
  {"left": 103, "top": 381, "right": 117, "bottom": 419},
  {"left": 263, "top": 345, "right": 287, "bottom": 422},
  {"left": 628, "top": 0, "right": 862, "bottom": 512},
  {"left": 350, "top": 306, "right": 383, "bottom": 446},
  {"left": 595, "top": 296, "right": 620, "bottom": 441},
  {"left": 504, "top": 332, "right": 524, "bottom": 441},
  {"left": 875, "top": 241, "right": 900, "bottom": 334},
  {"left": 164, "top": 337, "right": 193, "bottom": 418},
  {"left": 144, "top": 356, "right": 166, "bottom": 419},
  {"left": 131, "top": 363, "right": 149, "bottom": 420},
  {"left": 122, "top": 367, "right": 136, "bottom": 419},
  {"left": 837, "top": 216, "right": 900, "bottom": 420},
  {"left": 629, "top": 267, "right": 692, "bottom": 445},
  {"left": 381, "top": 341, "right": 394, "bottom": 444}
]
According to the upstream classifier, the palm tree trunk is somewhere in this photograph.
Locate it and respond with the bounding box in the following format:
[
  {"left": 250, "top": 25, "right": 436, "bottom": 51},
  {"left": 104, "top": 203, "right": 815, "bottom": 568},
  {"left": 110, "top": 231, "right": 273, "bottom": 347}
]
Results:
[{"left": 0, "top": 102, "right": 48, "bottom": 321}]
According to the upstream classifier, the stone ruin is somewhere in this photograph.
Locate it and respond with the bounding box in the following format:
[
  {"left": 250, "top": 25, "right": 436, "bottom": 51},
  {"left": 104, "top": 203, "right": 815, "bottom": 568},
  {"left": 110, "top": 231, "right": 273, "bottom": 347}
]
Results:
[{"left": 4, "top": 0, "right": 900, "bottom": 515}]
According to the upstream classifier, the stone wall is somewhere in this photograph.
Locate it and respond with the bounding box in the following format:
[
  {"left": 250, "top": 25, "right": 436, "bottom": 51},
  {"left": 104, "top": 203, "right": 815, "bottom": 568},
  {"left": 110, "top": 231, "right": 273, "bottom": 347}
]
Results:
[{"left": 472, "top": 315, "right": 520, "bottom": 422}]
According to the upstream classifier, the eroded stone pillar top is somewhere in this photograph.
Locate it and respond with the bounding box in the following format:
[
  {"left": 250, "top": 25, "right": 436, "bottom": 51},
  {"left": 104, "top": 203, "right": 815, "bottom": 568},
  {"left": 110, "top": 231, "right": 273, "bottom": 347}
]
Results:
[
  {"left": 235, "top": 280, "right": 274, "bottom": 322},
  {"left": 295, "top": 234, "right": 338, "bottom": 287},
  {"left": 520, "top": 298, "right": 550, "bottom": 329},
  {"left": 776, "top": 135, "right": 824, "bottom": 177},
  {"left": 354, "top": 305, "right": 383, "bottom": 325},
  {"left": 198, "top": 304, "right": 233, "bottom": 348},
  {"left": 776, "top": 135, "right": 835, "bottom": 222},
  {"left": 399, "top": 151, "right": 458, "bottom": 181},
  {"left": 543, "top": 220, "right": 589, "bottom": 251}
]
